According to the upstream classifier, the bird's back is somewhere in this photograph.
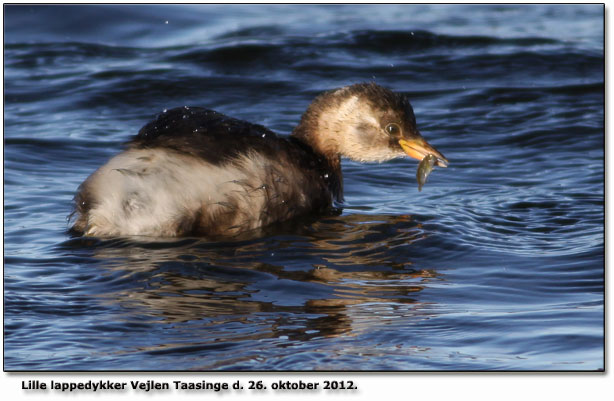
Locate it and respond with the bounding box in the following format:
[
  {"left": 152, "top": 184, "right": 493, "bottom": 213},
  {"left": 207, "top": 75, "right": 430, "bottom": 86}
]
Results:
[{"left": 71, "top": 107, "right": 340, "bottom": 238}]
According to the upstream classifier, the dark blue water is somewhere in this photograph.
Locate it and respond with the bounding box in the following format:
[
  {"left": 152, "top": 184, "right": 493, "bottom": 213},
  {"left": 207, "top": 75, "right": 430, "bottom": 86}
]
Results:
[{"left": 3, "top": 4, "right": 604, "bottom": 370}]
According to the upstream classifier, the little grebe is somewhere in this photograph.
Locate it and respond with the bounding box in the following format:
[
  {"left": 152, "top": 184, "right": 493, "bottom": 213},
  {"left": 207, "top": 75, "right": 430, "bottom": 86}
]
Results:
[{"left": 71, "top": 83, "right": 448, "bottom": 237}]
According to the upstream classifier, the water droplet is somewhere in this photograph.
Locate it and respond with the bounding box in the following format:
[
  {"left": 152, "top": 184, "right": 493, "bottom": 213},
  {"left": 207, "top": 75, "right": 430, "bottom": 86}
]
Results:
[
  {"left": 165, "top": 20, "right": 169, "bottom": 24},
  {"left": 262, "top": 134, "right": 266, "bottom": 138},
  {"left": 162, "top": 108, "right": 167, "bottom": 113}
]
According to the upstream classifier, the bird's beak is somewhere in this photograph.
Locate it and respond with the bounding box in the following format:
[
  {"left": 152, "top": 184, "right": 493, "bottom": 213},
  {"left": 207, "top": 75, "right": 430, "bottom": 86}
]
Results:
[{"left": 399, "top": 136, "right": 449, "bottom": 167}]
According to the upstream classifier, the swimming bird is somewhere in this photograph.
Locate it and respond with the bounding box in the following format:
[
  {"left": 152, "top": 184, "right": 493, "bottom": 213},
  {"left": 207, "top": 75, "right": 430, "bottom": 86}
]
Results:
[{"left": 71, "top": 83, "right": 448, "bottom": 238}]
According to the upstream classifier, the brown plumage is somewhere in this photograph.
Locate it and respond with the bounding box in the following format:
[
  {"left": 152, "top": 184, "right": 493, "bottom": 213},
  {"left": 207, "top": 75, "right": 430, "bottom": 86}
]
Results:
[{"left": 70, "top": 83, "right": 447, "bottom": 238}]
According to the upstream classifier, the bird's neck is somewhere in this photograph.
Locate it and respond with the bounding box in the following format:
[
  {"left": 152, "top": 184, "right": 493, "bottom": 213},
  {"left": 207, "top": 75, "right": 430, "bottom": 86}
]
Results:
[
  {"left": 291, "top": 111, "right": 341, "bottom": 161},
  {"left": 292, "top": 122, "right": 341, "bottom": 165},
  {"left": 291, "top": 124, "right": 343, "bottom": 203}
]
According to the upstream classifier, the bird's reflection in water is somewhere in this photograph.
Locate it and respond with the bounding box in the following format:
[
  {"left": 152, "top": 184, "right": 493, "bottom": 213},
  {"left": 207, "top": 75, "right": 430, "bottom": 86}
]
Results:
[{"left": 67, "top": 213, "right": 443, "bottom": 352}]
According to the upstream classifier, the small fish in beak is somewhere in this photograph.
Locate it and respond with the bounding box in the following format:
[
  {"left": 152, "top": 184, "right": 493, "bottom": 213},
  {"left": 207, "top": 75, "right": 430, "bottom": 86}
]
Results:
[
  {"left": 398, "top": 135, "right": 448, "bottom": 191},
  {"left": 416, "top": 154, "right": 437, "bottom": 191}
]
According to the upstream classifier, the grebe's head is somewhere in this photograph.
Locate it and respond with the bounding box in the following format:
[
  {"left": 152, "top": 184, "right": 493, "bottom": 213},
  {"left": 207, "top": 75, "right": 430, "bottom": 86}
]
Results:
[{"left": 293, "top": 83, "right": 448, "bottom": 167}]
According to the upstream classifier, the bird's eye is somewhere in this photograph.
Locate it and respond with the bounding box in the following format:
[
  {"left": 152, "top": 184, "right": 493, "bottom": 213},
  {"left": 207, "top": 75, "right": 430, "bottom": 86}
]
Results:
[{"left": 385, "top": 123, "right": 401, "bottom": 136}]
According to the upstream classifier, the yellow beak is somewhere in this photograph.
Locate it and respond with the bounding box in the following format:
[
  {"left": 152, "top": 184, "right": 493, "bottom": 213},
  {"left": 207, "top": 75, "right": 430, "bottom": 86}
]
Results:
[{"left": 399, "top": 138, "right": 449, "bottom": 167}]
